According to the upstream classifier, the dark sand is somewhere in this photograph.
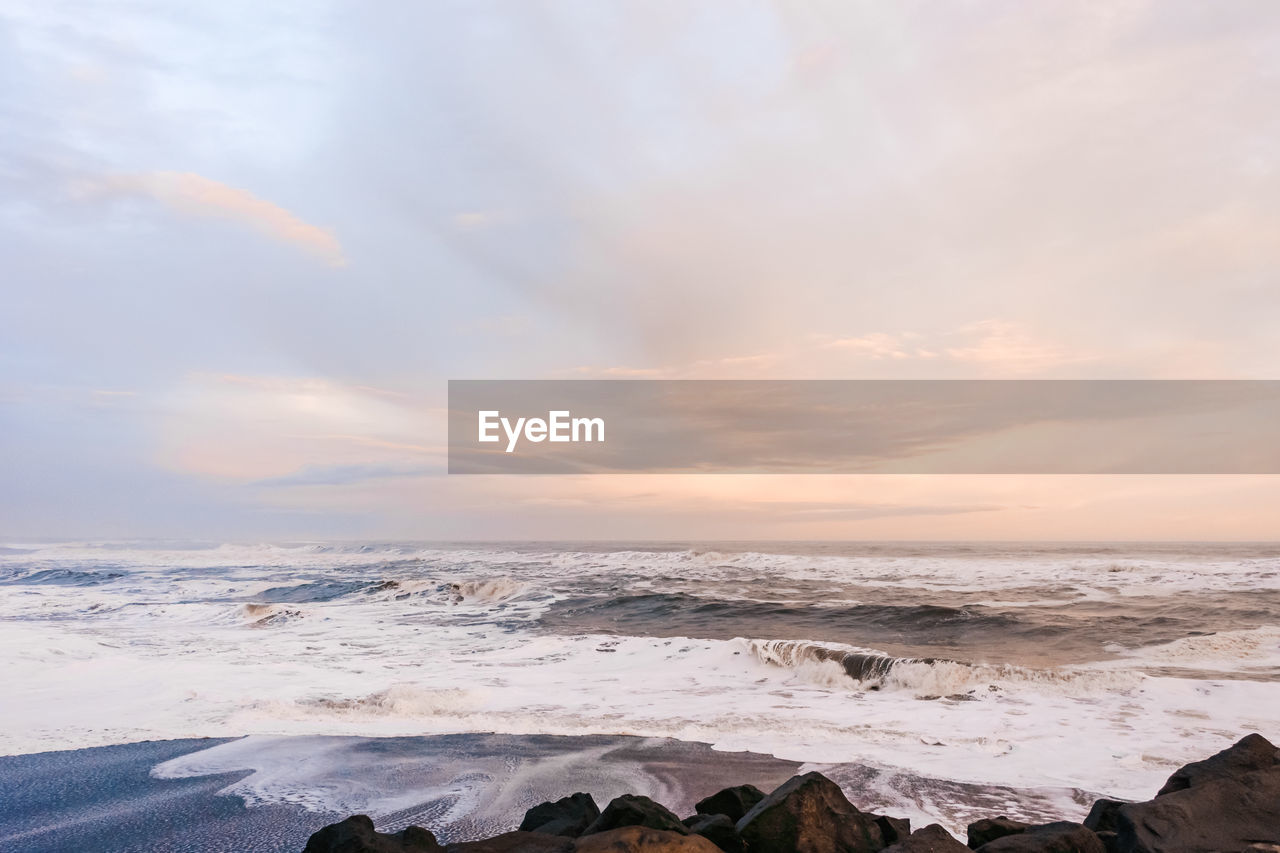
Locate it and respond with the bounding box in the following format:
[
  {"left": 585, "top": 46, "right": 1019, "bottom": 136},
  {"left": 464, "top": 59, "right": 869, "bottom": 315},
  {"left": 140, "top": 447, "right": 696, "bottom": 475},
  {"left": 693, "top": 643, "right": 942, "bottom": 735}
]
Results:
[
  {"left": 0, "top": 738, "right": 342, "bottom": 853},
  {"left": 0, "top": 733, "right": 1098, "bottom": 852},
  {"left": 0, "top": 735, "right": 802, "bottom": 853}
]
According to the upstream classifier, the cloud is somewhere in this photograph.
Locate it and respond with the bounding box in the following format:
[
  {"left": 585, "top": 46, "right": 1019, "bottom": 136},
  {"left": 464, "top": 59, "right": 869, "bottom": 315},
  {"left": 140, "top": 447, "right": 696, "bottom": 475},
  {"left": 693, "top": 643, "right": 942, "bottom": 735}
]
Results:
[
  {"left": 155, "top": 373, "right": 440, "bottom": 481},
  {"left": 823, "top": 321, "right": 1095, "bottom": 375},
  {"left": 758, "top": 501, "right": 1004, "bottom": 521},
  {"left": 567, "top": 320, "right": 1093, "bottom": 379},
  {"left": 78, "top": 172, "right": 346, "bottom": 266},
  {"left": 253, "top": 463, "right": 432, "bottom": 488}
]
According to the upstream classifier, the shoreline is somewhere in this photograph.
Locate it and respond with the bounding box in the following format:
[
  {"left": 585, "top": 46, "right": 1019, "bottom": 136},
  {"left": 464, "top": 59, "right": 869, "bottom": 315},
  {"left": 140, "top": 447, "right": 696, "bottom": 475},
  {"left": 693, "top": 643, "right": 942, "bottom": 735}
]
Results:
[{"left": 0, "top": 733, "right": 1107, "bottom": 853}]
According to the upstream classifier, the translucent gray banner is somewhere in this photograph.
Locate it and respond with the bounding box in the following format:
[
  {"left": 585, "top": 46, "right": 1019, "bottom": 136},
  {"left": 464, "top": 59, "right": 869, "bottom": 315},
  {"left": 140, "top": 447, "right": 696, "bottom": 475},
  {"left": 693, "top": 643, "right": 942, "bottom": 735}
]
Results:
[{"left": 447, "top": 380, "right": 1280, "bottom": 474}]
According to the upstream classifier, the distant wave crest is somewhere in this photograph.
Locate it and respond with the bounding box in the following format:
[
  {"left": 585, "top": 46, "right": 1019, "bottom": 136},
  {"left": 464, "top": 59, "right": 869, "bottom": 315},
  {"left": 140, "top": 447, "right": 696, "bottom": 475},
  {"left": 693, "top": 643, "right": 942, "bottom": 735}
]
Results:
[{"left": 743, "top": 638, "right": 1142, "bottom": 696}]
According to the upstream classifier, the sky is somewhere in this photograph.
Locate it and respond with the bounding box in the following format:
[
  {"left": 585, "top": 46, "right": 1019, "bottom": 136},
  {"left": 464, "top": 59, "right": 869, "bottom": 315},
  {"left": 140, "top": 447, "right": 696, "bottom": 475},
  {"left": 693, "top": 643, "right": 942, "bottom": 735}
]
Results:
[{"left": 2, "top": 0, "right": 1279, "bottom": 540}]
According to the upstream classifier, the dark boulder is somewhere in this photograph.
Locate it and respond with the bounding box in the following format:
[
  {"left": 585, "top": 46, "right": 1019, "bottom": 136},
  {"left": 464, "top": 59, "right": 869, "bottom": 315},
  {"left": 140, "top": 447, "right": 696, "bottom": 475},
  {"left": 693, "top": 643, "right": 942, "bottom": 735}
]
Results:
[
  {"left": 1105, "top": 733, "right": 1280, "bottom": 852},
  {"left": 734, "top": 771, "right": 885, "bottom": 853},
  {"left": 975, "top": 822, "right": 1103, "bottom": 853},
  {"left": 1081, "top": 801, "right": 1126, "bottom": 835},
  {"left": 683, "top": 814, "right": 745, "bottom": 853},
  {"left": 519, "top": 793, "right": 602, "bottom": 837},
  {"left": 575, "top": 827, "right": 724, "bottom": 853},
  {"left": 1114, "top": 772, "right": 1280, "bottom": 852},
  {"left": 967, "top": 818, "right": 1029, "bottom": 849},
  {"left": 874, "top": 815, "right": 912, "bottom": 846},
  {"left": 446, "top": 832, "right": 573, "bottom": 853},
  {"left": 884, "top": 824, "right": 968, "bottom": 852},
  {"left": 303, "top": 815, "right": 442, "bottom": 853},
  {"left": 695, "top": 785, "right": 766, "bottom": 823},
  {"left": 1092, "top": 832, "right": 1119, "bottom": 853},
  {"left": 1156, "top": 733, "right": 1278, "bottom": 796},
  {"left": 583, "top": 795, "right": 689, "bottom": 836}
]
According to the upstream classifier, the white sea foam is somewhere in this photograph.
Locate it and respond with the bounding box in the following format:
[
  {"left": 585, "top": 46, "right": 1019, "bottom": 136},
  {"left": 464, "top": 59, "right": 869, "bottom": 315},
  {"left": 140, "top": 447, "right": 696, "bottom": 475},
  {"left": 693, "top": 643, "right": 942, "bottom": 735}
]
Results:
[
  {"left": 1111, "top": 625, "right": 1280, "bottom": 669},
  {"left": 1, "top": 540, "right": 1277, "bottom": 807}
]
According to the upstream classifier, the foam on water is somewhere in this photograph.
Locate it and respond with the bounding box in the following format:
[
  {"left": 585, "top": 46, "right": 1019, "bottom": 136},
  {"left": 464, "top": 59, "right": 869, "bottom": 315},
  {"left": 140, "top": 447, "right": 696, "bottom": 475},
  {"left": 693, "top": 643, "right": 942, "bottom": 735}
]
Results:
[{"left": 1, "top": 540, "right": 1278, "bottom": 810}]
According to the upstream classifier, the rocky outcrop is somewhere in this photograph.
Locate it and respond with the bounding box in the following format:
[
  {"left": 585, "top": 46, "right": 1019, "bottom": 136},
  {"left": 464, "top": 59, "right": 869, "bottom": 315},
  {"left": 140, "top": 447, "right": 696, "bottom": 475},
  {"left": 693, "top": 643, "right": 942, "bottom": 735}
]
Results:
[
  {"left": 583, "top": 795, "right": 689, "bottom": 837},
  {"left": 1113, "top": 771, "right": 1280, "bottom": 852},
  {"left": 521, "top": 794, "right": 602, "bottom": 838},
  {"left": 884, "top": 824, "right": 969, "bottom": 852},
  {"left": 303, "top": 736, "right": 1280, "bottom": 853},
  {"left": 1081, "top": 801, "right": 1125, "bottom": 836},
  {"left": 875, "top": 816, "right": 912, "bottom": 847},
  {"left": 694, "top": 785, "right": 766, "bottom": 823},
  {"left": 967, "top": 817, "right": 1029, "bottom": 849},
  {"left": 734, "top": 771, "right": 888, "bottom": 853},
  {"left": 1155, "top": 732, "right": 1277, "bottom": 796},
  {"left": 575, "top": 827, "right": 723, "bottom": 853},
  {"left": 1096, "top": 733, "right": 1280, "bottom": 853},
  {"left": 447, "top": 832, "right": 574, "bottom": 853},
  {"left": 974, "top": 822, "right": 1103, "bottom": 852},
  {"left": 303, "top": 815, "right": 442, "bottom": 853},
  {"left": 683, "top": 814, "right": 744, "bottom": 853}
]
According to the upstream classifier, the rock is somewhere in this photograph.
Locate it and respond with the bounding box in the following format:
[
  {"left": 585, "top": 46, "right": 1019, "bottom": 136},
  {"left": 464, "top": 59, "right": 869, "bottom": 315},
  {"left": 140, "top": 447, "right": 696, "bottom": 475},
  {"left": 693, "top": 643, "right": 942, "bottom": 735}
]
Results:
[
  {"left": 975, "top": 822, "right": 1103, "bottom": 853},
  {"left": 694, "top": 785, "right": 766, "bottom": 823},
  {"left": 1092, "top": 832, "right": 1119, "bottom": 853},
  {"left": 1081, "top": 801, "right": 1126, "bottom": 835},
  {"left": 683, "top": 814, "right": 745, "bottom": 853},
  {"left": 520, "top": 793, "right": 602, "bottom": 837},
  {"left": 1107, "top": 733, "right": 1280, "bottom": 852},
  {"left": 303, "top": 815, "right": 442, "bottom": 853},
  {"left": 967, "top": 818, "right": 1029, "bottom": 849},
  {"left": 1114, "top": 772, "right": 1280, "bottom": 852},
  {"left": 735, "top": 771, "right": 885, "bottom": 853},
  {"left": 874, "top": 815, "right": 912, "bottom": 846},
  {"left": 446, "top": 832, "right": 573, "bottom": 853},
  {"left": 884, "top": 824, "right": 969, "bottom": 852},
  {"left": 574, "top": 827, "right": 725, "bottom": 853},
  {"left": 1156, "top": 732, "right": 1279, "bottom": 796},
  {"left": 583, "top": 795, "right": 690, "bottom": 836}
]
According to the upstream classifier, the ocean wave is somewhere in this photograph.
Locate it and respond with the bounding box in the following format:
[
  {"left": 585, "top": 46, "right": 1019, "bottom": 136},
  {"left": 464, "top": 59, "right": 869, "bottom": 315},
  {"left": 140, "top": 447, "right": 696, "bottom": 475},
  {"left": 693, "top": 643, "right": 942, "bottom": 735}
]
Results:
[
  {"left": 541, "top": 592, "right": 1028, "bottom": 645},
  {"left": 440, "top": 578, "right": 528, "bottom": 604},
  {"left": 282, "top": 685, "right": 490, "bottom": 718},
  {"left": 1116, "top": 626, "right": 1280, "bottom": 669},
  {"left": 0, "top": 567, "right": 126, "bottom": 586},
  {"left": 243, "top": 602, "right": 304, "bottom": 627},
  {"left": 248, "top": 576, "right": 531, "bottom": 607},
  {"left": 253, "top": 578, "right": 381, "bottom": 603},
  {"left": 742, "top": 639, "right": 1143, "bottom": 697}
]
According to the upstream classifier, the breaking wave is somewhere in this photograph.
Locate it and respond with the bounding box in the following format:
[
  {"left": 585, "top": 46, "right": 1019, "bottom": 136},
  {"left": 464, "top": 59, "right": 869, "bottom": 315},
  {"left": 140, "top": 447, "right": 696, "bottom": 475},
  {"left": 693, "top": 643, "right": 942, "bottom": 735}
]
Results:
[{"left": 743, "top": 639, "right": 1143, "bottom": 696}]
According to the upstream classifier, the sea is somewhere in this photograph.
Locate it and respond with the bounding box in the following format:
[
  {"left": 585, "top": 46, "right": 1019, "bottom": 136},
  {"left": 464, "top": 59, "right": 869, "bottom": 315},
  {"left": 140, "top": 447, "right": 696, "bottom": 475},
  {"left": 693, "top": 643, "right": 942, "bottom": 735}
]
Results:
[{"left": 1, "top": 540, "right": 1278, "bottom": 843}]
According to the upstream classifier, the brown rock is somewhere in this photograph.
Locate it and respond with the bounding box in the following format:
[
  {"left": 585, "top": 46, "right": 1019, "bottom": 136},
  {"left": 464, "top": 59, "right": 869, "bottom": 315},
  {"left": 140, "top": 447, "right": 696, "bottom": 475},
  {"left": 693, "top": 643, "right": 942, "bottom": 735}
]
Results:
[
  {"left": 520, "top": 793, "right": 602, "bottom": 838},
  {"left": 583, "top": 795, "right": 689, "bottom": 836},
  {"left": 735, "top": 772, "right": 885, "bottom": 853},
  {"left": 967, "top": 817, "right": 1029, "bottom": 849},
  {"left": 884, "top": 824, "right": 968, "bottom": 852},
  {"left": 874, "top": 815, "right": 912, "bottom": 846},
  {"left": 575, "top": 827, "right": 725, "bottom": 853},
  {"left": 975, "top": 822, "right": 1103, "bottom": 853},
  {"left": 303, "top": 815, "right": 442, "bottom": 853},
  {"left": 1081, "top": 801, "right": 1126, "bottom": 835},
  {"left": 683, "top": 814, "right": 745, "bottom": 853},
  {"left": 1114, "top": 772, "right": 1280, "bottom": 853},
  {"left": 694, "top": 785, "right": 766, "bottom": 823},
  {"left": 1156, "top": 733, "right": 1278, "bottom": 796},
  {"left": 447, "top": 831, "right": 574, "bottom": 853}
]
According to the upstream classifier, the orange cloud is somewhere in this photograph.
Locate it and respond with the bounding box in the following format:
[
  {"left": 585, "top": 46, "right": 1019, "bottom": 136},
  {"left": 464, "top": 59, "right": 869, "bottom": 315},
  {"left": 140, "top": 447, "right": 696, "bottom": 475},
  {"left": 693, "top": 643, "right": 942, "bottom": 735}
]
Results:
[{"left": 84, "top": 171, "right": 345, "bottom": 266}]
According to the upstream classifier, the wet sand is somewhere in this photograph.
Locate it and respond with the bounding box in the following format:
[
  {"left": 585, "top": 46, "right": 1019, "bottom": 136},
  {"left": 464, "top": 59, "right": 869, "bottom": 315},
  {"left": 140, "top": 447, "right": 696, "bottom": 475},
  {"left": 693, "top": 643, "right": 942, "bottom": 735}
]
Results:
[
  {"left": 0, "top": 738, "right": 341, "bottom": 853},
  {"left": 0, "top": 735, "right": 801, "bottom": 853},
  {"left": 0, "top": 733, "right": 1103, "bottom": 852}
]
